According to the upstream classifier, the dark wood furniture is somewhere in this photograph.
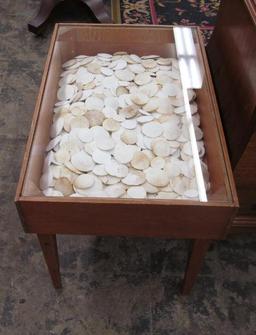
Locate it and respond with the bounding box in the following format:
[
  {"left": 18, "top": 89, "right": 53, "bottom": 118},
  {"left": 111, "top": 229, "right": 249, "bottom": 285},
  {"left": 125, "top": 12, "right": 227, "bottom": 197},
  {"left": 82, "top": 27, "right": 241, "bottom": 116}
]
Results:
[
  {"left": 207, "top": 0, "right": 256, "bottom": 233},
  {"left": 28, "top": 0, "right": 112, "bottom": 34},
  {"left": 15, "top": 24, "right": 238, "bottom": 294}
]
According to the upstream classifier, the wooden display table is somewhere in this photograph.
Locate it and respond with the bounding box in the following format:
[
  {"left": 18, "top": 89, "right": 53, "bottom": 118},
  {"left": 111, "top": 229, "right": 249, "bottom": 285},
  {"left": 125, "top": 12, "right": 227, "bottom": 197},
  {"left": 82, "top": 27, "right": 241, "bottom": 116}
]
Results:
[{"left": 15, "top": 24, "right": 238, "bottom": 294}]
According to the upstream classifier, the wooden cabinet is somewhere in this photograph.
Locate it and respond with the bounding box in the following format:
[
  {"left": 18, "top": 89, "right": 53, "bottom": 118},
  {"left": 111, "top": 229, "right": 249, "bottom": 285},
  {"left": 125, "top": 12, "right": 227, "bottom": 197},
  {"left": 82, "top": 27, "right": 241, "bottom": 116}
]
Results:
[{"left": 207, "top": 0, "right": 256, "bottom": 232}]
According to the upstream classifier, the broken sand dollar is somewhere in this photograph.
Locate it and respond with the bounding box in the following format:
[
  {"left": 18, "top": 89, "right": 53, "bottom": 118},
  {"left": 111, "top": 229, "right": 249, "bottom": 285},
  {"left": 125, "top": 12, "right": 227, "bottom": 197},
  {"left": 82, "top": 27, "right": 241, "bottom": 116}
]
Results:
[
  {"left": 121, "top": 129, "right": 137, "bottom": 145},
  {"left": 142, "top": 122, "right": 163, "bottom": 138},
  {"left": 116, "top": 86, "right": 129, "bottom": 96},
  {"left": 134, "top": 73, "right": 152, "bottom": 86},
  {"left": 71, "top": 151, "right": 94, "bottom": 172},
  {"left": 127, "top": 186, "right": 146, "bottom": 199},
  {"left": 55, "top": 177, "right": 73, "bottom": 196},
  {"left": 145, "top": 168, "right": 169, "bottom": 187},
  {"left": 131, "top": 152, "right": 150, "bottom": 170},
  {"left": 152, "top": 139, "right": 171, "bottom": 158},
  {"left": 103, "top": 118, "right": 120, "bottom": 132}
]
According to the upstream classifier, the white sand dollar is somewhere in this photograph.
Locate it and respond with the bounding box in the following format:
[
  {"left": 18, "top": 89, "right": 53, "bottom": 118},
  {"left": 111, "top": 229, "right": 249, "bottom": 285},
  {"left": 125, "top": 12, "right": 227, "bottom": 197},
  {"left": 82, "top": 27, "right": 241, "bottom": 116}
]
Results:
[
  {"left": 92, "top": 148, "right": 111, "bottom": 164},
  {"left": 131, "top": 93, "right": 149, "bottom": 105},
  {"left": 122, "top": 171, "right": 145, "bottom": 186},
  {"left": 71, "top": 151, "right": 94, "bottom": 172},
  {"left": 134, "top": 73, "right": 152, "bottom": 85},
  {"left": 85, "top": 110, "right": 104, "bottom": 127},
  {"left": 145, "top": 168, "right": 169, "bottom": 187},
  {"left": 103, "top": 118, "right": 120, "bottom": 132},
  {"left": 105, "top": 160, "right": 128, "bottom": 178},
  {"left": 151, "top": 157, "right": 165, "bottom": 169},
  {"left": 142, "top": 122, "right": 163, "bottom": 138},
  {"left": 152, "top": 139, "right": 171, "bottom": 158},
  {"left": 74, "top": 174, "right": 95, "bottom": 189},
  {"left": 85, "top": 97, "right": 104, "bottom": 110},
  {"left": 70, "top": 116, "right": 89, "bottom": 129},
  {"left": 57, "top": 85, "right": 75, "bottom": 101},
  {"left": 121, "top": 129, "right": 137, "bottom": 145},
  {"left": 55, "top": 177, "right": 73, "bottom": 196},
  {"left": 115, "top": 69, "right": 135, "bottom": 81},
  {"left": 113, "top": 143, "right": 135, "bottom": 164},
  {"left": 127, "top": 186, "right": 146, "bottom": 199},
  {"left": 93, "top": 164, "right": 107, "bottom": 176},
  {"left": 131, "top": 152, "right": 150, "bottom": 170},
  {"left": 105, "top": 183, "right": 126, "bottom": 198},
  {"left": 78, "top": 128, "right": 93, "bottom": 143}
]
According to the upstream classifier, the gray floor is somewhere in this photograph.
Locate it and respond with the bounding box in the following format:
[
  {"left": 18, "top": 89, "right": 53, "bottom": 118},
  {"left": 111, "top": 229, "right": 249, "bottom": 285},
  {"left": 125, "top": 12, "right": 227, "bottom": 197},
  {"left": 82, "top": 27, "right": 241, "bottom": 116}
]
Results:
[{"left": 0, "top": 1, "right": 256, "bottom": 334}]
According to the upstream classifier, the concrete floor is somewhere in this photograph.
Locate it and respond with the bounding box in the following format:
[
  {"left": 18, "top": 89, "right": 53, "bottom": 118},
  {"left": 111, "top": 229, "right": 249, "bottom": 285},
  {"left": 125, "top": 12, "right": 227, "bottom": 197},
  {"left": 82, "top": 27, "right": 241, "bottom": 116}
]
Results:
[{"left": 0, "top": 1, "right": 256, "bottom": 334}]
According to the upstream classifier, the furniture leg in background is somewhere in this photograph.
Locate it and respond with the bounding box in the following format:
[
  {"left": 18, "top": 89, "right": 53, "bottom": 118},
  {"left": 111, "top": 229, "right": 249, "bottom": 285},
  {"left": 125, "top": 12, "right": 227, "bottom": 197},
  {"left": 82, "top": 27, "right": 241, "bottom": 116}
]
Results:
[{"left": 28, "top": 0, "right": 111, "bottom": 34}]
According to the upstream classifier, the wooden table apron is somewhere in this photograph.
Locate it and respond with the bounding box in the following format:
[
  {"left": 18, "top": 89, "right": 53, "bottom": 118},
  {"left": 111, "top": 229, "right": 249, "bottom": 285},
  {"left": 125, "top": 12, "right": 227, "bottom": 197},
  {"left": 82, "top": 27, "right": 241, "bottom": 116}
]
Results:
[
  {"left": 15, "top": 24, "right": 238, "bottom": 293},
  {"left": 16, "top": 197, "right": 235, "bottom": 239}
]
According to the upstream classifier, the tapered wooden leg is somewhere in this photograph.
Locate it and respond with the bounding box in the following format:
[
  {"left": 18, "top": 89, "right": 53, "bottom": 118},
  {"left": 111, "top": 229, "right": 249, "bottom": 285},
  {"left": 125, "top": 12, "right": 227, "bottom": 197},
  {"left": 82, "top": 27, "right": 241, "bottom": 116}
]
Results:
[
  {"left": 181, "top": 239, "right": 211, "bottom": 295},
  {"left": 83, "top": 0, "right": 112, "bottom": 23},
  {"left": 37, "top": 234, "right": 62, "bottom": 289},
  {"left": 28, "top": 0, "right": 62, "bottom": 34}
]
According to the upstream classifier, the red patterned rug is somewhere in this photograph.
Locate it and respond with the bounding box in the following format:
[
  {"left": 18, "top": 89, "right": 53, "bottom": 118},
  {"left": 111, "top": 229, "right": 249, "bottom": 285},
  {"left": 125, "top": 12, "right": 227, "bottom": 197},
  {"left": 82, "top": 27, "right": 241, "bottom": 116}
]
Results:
[{"left": 119, "top": 0, "right": 220, "bottom": 42}]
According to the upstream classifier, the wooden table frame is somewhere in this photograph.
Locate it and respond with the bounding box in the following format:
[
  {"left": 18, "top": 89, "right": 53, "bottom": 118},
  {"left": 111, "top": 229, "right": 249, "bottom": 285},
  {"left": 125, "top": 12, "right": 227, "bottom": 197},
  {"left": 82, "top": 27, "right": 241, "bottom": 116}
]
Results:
[{"left": 15, "top": 24, "right": 238, "bottom": 295}]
